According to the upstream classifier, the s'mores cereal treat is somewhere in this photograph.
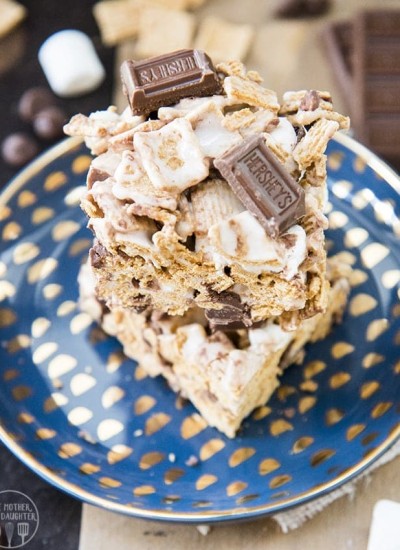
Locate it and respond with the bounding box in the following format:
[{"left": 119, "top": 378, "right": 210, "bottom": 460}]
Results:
[
  {"left": 65, "top": 49, "right": 351, "bottom": 437},
  {"left": 79, "top": 255, "right": 350, "bottom": 437},
  {"left": 65, "top": 49, "right": 349, "bottom": 331}
]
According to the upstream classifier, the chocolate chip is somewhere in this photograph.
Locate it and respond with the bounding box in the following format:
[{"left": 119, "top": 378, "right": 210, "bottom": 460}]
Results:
[
  {"left": 275, "top": 0, "right": 331, "bottom": 18},
  {"left": 18, "top": 87, "right": 56, "bottom": 122},
  {"left": 205, "top": 290, "right": 252, "bottom": 330},
  {"left": 300, "top": 90, "right": 320, "bottom": 111},
  {"left": 33, "top": 106, "right": 66, "bottom": 140},
  {"left": 89, "top": 243, "right": 107, "bottom": 268},
  {"left": 1, "top": 133, "right": 39, "bottom": 167}
]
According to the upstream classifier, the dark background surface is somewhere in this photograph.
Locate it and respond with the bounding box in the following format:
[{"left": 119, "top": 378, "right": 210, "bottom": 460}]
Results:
[{"left": 0, "top": 1, "right": 115, "bottom": 548}]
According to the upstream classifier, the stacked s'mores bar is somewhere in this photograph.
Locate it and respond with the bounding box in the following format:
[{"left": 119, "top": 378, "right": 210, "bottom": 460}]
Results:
[{"left": 65, "top": 50, "right": 351, "bottom": 437}]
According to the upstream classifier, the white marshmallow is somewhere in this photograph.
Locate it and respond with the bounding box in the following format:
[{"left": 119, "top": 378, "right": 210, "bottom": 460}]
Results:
[
  {"left": 39, "top": 30, "right": 105, "bottom": 97},
  {"left": 367, "top": 500, "right": 400, "bottom": 550}
]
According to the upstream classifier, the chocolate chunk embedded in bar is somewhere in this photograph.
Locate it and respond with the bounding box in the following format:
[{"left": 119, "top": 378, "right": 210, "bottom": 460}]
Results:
[
  {"left": 205, "top": 290, "right": 252, "bottom": 330},
  {"left": 214, "top": 135, "right": 305, "bottom": 238},
  {"left": 121, "top": 49, "right": 222, "bottom": 115}
]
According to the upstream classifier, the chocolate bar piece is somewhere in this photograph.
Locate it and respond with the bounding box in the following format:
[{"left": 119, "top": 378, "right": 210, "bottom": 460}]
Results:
[
  {"left": 353, "top": 10, "right": 400, "bottom": 162},
  {"left": 214, "top": 135, "right": 305, "bottom": 238},
  {"left": 322, "top": 21, "right": 354, "bottom": 113},
  {"left": 205, "top": 290, "right": 252, "bottom": 330},
  {"left": 323, "top": 11, "right": 400, "bottom": 168},
  {"left": 121, "top": 49, "right": 221, "bottom": 115}
]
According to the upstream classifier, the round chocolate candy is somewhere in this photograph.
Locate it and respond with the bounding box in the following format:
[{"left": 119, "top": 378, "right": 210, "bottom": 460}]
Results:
[
  {"left": 1, "top": 133, "right": 39, "bottom": 167},
  {"left": 18, "top": 87, "right": 56, "bottom": 122},
  {"left": 33, "top": 106, "right": 66, "bottom": 140}
]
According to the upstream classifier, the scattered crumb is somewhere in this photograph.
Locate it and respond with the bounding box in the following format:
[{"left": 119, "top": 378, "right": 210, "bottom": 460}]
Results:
[
  {"left": 168, "top": 453, "right": 176, "bottom": 463},
  {"left": 185, "top": 455, "right": 199, "bottom": 466},
  {"left": 196, "top": 524, "right": 211, "bottom": 536},
  {"left": 134, "top": 428, "right": 143, "bottom": 437}
]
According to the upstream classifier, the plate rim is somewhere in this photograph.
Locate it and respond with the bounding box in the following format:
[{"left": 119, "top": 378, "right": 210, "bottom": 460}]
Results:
[{"left": 0, "top": 132, "right": 399, "bottom": 523}]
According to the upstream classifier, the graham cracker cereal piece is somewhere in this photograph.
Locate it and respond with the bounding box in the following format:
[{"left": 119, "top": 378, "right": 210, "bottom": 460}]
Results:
[
  {"left": 293, "top": 118, "right": 340, "bottom": 170},
  {"left": 194, "top": 16, "right": 254, "bottom": 63},
  {"left": 135, "top": 5, "right": 195, "bottom": 59},
  {"left": 93, "top": 0, "right": 144, "bottom": 46},
  {"left": 223, "top": 75, "right": 280, "bottom": 111},
  {"left": 0, "top": 0, "right": 26, "bottom": 39}
]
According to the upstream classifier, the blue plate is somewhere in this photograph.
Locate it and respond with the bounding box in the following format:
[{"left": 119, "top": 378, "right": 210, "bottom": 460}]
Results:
[{"left": 0, "top": 134, "right": 399, "bottom": 523}]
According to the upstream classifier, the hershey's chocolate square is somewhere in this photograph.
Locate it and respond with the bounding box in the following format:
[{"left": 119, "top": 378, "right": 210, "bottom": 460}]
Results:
[{"left": 214, "top": 135, "right": 305, "bottom": 237}]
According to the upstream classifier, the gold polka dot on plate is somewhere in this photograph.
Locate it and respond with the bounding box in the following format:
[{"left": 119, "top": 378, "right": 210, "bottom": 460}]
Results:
[
  {"left": 196, "top": 474, "right": 218, "bottom": 491},
  {"left": 31, "top": 317, "right": 51, "bottom": 338},
  {"left": 31, "top": 207, "right": 55, "bottom": 225},
  {"left": 360, "top": 381, "right": 380, "bottom": 399},
  {"left": 72, "top": 155, "right": 92, "bottom": 174},
  {"left": 329, "top": 372, "right": 351, "bottom": 389},
  {"left": 349, "top": 269, "right": 368, "bottom": 287},
  {"left": 99, "top": 477, "right": 122, "bottom": 489},
  {"left": 291, "top": 436, "right": 314, "bottom": 454},
  {"left": 27, "top": 258, "right": 58, "bottom": 284},
  {"left": 43, "top": 392, "right": 68, "bottom": 412},
  {"left": 199, "top": 439, "right": 225, "bottom": 461},
  {"left": 68, "top": 238, "right": 91, "bottom": 257},
  {"left": 134, "top": 395, "right": 156, "bottom": 416},
  {"left": 43, "top": 283, "right": 62, "bottom": 300},
  {"left": 352, "top": 188, "right": 374, "bottom": 210},
  {"left": 303, "top": 360, "right": 326, "bottom": 379},
  {"left": 36, "top": 428, "right": 57, "bottom": 440},
  {"left": 2, "top": 221, "right": 22, "bottom": 241},
  {"left": 180, "top": 414, "right": 208, "bottom": 439},
  {"left": 331, "top": 180, "right": 353, "bottom": 199},
  {"left": 80, "top": 463, "right": 101, "bottom": 475},
  {"left": 328, "top": 211, "right": 349, "bottom": 229},
  {"left": 70, "top": 312, "right": 92, "bottom": 334},
  {"left": 57, "top": 300, "right": 76, "bottom": 316},
  {"left": 0, "top": 308, "right": 17, "bottom": 328},
  {"left": 269, "top": 418, "right": 294, "bottom": 437},
  {"left": 44, "top": 171, "right": 67, "bottom": 192},
  {"left": 346, "top": 424, "right": 366, "bottom": 441},
  {"left": 381, "top": 270, "right": 400, "bottom": 289},
  {"left": 107, "top": 445, "right": 133, "bottom": 465},
  {"left": 229, "top": 447, "right": 256, "bottom": 467},
  {"left": 64, "top": 186, "right": 86, "bottom": 207},
  {"left": 139, "top": 451, "right": 165, "bottom": 470},
  {"left": 0, "top": 280, "right": 16, "bottom": 301},
  {"left": 331, "top": 341, "right": 354, "bottom": 359},
  {"left": 51, "top": 220, "right": 80, "bottom": 242},
  {"left": 226, "top": 481, "right": 248, "bottom": 496},
  {"left": 70, "top": 373, "right": 96, "bottom": 396},
  {"left": 6, "top": 334, "right": 31, "bottom": 354},
  {"left": 48, "top": 354, "right": 77, "bottom": 379},
  {"left": 344, "top": 227, "right": 369, "bottom": 248},
  {"left": 12, "top": 242, "right": 40, "bottom": 265},
  {"left": 17, "top": 190, "right": 37, "bottom": 208},
  {"left": 252, "top": 405, "right": 272, "bottom": 420},
  {"left": 58, "top": 443, "right": 82, "bottom": 458},
  {"left": 258, "top": 458, "right": 280, "bottom": 475},
  {"left": 362, "top": 353, "right": 385, "bottom": 369},
  {"left": 269, "top": 474, "right": 292, "bottom": 489},
  {"left": 0, "top": 205, "right": 11, "bottom": 221},
  {"left": 67, "top": 407, "right": 94, "bottom": 426},
  {"left": 101, "top": 386, "right": 125, "bottom": 409},
  {"left": 310, "top": 449, "right": 336, "bottom": 467},
  {"left": 32, "top": 342, "right": 58, "bottom": 364},
  {"left": 361, "top": 243, "right": 390, "bottom": 269},
  {"left": 164, "top": 468, "right": 185, "bottom": 486},
  {"left": 145, "top": 413, "right": 171, "bottom": 436},
  {"left": 298, "top": 396, "right": 317, "bottom": 414},
  {"left": 133, "top": 485, "right": 155, "bottom": 496},
  {"left": 349, "top": 294, "right": 378, "bottom": 316},
  {"left": 325, "top": 408, "right": 345, "bottom": 426},
  {"left": 97, "top": 419, "right": 124, "bottom": 442},
  {"left": 366, "top": 319, "right": 389, "bottom": 342},
  {"left": 371, "top": 402, "right": 392, "bottom": 419},
  {"left": 12, "top": 385, "right": 32, "bottom": 401}
]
